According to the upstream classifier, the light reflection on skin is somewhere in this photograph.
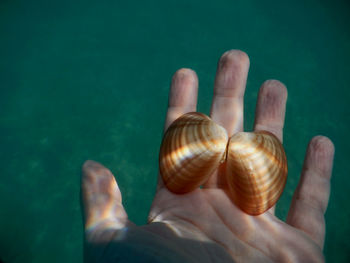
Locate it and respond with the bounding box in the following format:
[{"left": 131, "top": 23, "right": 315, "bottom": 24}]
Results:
[
  {"left": 82, "top": 170, "right": 235, "bottom": 262},
  {"left": 82, "top": 161, "right": 130, "bottom": 244}
]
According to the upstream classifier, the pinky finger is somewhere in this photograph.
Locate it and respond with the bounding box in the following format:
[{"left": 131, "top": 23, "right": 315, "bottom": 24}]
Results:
[{"left": 286, "top": 136, "right": 335, "bottom": 249}]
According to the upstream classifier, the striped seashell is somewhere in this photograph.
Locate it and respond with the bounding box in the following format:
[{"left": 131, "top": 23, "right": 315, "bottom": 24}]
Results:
[
  {"left": 226, "top": 131, "right": 288, "bottom": 215},
  {"left": 158, "top": 112, "right": 288, "bottom": 215},
  {"left": 159, "top": 112, "right": 228, "bottom": 193}
]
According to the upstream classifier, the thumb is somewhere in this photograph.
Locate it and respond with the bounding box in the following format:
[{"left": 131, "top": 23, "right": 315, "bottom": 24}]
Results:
[{"left": 81, "top": 160, "right": 131, "bottom": 243}]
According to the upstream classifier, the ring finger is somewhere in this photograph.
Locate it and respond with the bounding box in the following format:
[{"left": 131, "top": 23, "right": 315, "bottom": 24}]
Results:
[{"left": 253, "top": 79, "right": 288, "bottom": 214}]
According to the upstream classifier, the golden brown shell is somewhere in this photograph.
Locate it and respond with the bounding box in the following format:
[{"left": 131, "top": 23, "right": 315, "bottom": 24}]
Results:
[
  {"left": 158, "top": 112, "right": 288, "bottom": 215},
  {"left": 159, "top": 112, "right": 228, "bottom": 193},
  {"left": 226, "top": 131, "right": 288, "bottom": 215}
]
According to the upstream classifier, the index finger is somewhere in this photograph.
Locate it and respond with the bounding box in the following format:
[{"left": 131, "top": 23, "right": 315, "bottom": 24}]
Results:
[
  {"left": 163, "top": 68, "right": 198, "bottom": 131},
  {"left": 157, "top": 68, "right": 198, "bottom": 190}
]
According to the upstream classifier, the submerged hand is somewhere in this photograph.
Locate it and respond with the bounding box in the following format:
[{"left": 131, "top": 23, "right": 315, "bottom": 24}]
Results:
[{"left": 81, "top": 50, "right": 334, "bottom": 262}]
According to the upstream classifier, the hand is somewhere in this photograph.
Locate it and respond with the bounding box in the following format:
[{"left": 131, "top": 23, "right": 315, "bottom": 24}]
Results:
[{"left": 81, "top": 50, "right": 335, "bottom": 262}]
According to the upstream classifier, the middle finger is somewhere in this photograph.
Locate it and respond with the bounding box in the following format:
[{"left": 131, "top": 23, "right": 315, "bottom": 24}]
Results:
[
  {"left": 210, "top": 50, "right": 250, "bottom": 135},
  {"left": 204, "top": 50, "right": 250, "bottom": 188}
]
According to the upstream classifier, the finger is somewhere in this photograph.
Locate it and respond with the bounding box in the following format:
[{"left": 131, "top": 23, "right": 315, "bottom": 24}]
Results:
[
  {"left": 254, "top": 80, "right": 288, "bottom": 142},
  {"left": 158, "top": 69, "right": 198, "bottom": 190},
  {"left": 210, "top": 49, "right": 250, "bottom": 135},
  {"left": 204, "top": 50, "right": 249, "bottom": 188},
  {"left": 164, "top": 68, "right": 198, "bottom": 131},
  {"left": 287, "top": 136, "right": 335, "bottom": 249},
  {"left": 253, "top": 80, "right": 288, "bottom": 215},
  {"left": 81, "top": 160, "right": 130, "bottom": 242}
]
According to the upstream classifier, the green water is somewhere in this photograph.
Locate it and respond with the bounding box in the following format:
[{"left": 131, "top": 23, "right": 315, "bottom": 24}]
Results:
[{"left": 0, "top": 0, "right": 349, "bottom": 262}]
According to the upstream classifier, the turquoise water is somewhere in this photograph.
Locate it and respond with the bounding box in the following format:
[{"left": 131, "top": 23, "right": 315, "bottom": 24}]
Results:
[{"left": 0, "top": 0, "right": 349, "bottom": 262}]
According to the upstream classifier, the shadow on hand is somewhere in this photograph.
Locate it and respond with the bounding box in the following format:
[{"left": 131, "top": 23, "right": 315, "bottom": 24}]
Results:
[{"left": 84, "top": 222, "right": 234, "bottom": 263}]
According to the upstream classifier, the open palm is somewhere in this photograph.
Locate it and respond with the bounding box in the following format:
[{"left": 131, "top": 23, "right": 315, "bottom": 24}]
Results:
[{"left": 81, "top": 50, "right": 334, "bottom": 262}]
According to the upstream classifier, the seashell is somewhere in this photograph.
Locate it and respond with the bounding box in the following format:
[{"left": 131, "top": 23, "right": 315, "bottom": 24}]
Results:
[
  {"left": 226, "top": 131, "right": 288, "bottom": 215},
  {"left": 159, "top": 112, "right": 228, "bottom": 194},
  {"left": 159, "top": 112, "right": 288, "bottom": 215}
]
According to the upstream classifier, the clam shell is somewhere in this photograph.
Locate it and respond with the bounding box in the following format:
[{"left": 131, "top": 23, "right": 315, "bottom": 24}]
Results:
[
  {"left": 226, "top": 131, "right": 288, "bottom": 215},
  {"left": 159, "top": 112, "right": 228, "bottom": 194}
]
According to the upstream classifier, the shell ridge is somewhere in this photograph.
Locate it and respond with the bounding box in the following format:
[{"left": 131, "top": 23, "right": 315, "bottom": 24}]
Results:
[{"left": 163, "top": 145, "right": 225, "bottom": 191}]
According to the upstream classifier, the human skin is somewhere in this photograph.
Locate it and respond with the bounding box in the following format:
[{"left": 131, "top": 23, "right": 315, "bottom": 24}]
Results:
[{"left": 81, "top": 50, "right": 335, "bottom": 262}]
